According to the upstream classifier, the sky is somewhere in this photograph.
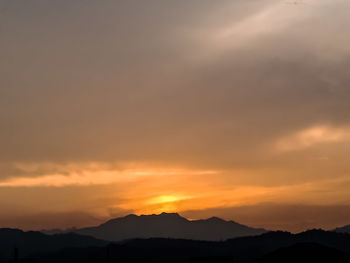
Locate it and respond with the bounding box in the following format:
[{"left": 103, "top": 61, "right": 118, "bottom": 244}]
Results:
[{"left": 1, "top": 0, "right": 350, "bottom": 233}]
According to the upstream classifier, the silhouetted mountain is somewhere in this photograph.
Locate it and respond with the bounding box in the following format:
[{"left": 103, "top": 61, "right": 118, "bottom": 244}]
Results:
[
  {"left": 22, "top": 229, "right": 350, "bottom": 263},
  {"left": 40, "top": 227, "right": 77, "bottom": 235},
  {"left": 75, "top": 212, "right": 266, "bottom": 241},
  {"left": 258, "top": 242, "right": 350, "bottom": 262},
  {"left": 0, "top": 228, "right": 107, "bottom": 262},
  {"left": 334, "top": 225, "right": 350, "bottom": 234},
  {"left": 224, "top": 229, "right": 350, "bottom": 261}
]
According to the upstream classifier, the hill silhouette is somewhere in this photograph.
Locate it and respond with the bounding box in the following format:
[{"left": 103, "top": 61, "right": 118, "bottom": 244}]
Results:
[
  {"left": 0, "top": 228, "right": 107, "bottom": 262},
  {"left": 21, "top": 229, "right": 350, "bottom": 263},
  {"left": 334, "top": 225, "right": 350, "bottom": 234},
  {"left": 258, "top": 242, "right": 350, "bottom": 262},
  {"left": 74, "top": 212, "right": 266, "bottom": 241}
]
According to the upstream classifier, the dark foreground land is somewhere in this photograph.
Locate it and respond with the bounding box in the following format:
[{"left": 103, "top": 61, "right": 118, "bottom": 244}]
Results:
[{"left": 3, "top": 229, "right": 350, "bottom": 262}]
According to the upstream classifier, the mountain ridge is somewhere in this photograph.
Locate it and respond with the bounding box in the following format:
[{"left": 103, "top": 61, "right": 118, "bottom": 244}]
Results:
[
  {"left": 74, "top": 212, "right": 267, "bottom": 241},
  {"left": 23, "top": 229, "right": 350, "bottom": 263},
  {"left": 333, "top": 224, "right": 350, "bottom": 234},
  {"left": 0, "top": 228, "right": 107, "bottom": 262}
]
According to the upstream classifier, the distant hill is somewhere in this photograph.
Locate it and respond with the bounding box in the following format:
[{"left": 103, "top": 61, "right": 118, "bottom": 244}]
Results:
[
  {"left": 334, "top": 225, "right": 350, "bottom": 234},
  {"left": 0, "top": 228, "right": 107, "bottom": 262},
  {"left": 40, "top": 227, "right": 77, "bottom": 235},
  {"left": 74, "top": 212, "right": 267, "bottom": 241},
  {"left": 22, "top": 229, "right": 350, "bottom": 263},
  {"left": 258, "top": 242, "right": 350, "bottom": 263},
  {"left": 225, "top": 229, "right": 350, "bottom": 259}
]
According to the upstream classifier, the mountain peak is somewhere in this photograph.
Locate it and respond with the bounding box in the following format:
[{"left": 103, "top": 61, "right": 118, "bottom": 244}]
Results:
[
  {"left": 141, "top": 212, "right": 187, "bottom": 221},
  {"left": 159, "top": 212, "right": 182, "bottom": 217},
  {"left": 103, "top": 212, "right": 186, "bottom": 225},
  {"left": 133, "top": 212, "right": 184, "bottom": 219},
  {"left": 124, "top": 214, "right": 138, "bottom": 218},
  {"left": 207, "top": 216, "right": 226, "bottom": 222}
]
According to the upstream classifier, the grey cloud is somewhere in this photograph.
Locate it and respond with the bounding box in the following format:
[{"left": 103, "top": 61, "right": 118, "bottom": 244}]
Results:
[{"left": 1, "top": 0, "right": 350, "bottom": 179}]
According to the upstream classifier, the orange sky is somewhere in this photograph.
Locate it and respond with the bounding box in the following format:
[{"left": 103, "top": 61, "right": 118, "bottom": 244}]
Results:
[{"left": 1, "top": 0, "right": 350, "bottom": 232}]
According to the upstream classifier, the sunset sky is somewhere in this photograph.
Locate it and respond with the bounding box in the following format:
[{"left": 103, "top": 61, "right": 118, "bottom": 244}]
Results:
[{"left": 1, "top": 0, "right": 350, "bottom": 233}]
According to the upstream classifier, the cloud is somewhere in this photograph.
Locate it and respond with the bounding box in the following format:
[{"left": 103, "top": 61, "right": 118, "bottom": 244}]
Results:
[
  {"left": 275, "top": 125, "right": 350, "bottom": 152},
  {"left": 0, "top": 0, "right": 349, "bottom": 168},
  {"left": 0, "top": 162, "right": 218, "bottom": 187},
  {"left": 204, "top": 1, "right": 312, "bottom": 57},
  {"left": 1, "top": 0, "right": 350, "bottom": 229}
]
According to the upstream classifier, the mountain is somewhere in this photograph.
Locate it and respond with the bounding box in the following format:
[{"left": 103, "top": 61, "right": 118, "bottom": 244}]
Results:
[
  {"left": 0, "top": 228, "right": 108, "bottom": 262},
  {"left": 40, "top": 227, "right": 78, "bottom": 235},
  {"left": 22, "top": 229, "right": 350, "bottom": 263},
  {"left": 225, "top": 229, "right": 350, "bottom": 258},
  {"left": 74, "top": 212, "right": 267, "bottom": 241},
  {"left": 334, "top": 225, "right": 350, "bottom": 234}
]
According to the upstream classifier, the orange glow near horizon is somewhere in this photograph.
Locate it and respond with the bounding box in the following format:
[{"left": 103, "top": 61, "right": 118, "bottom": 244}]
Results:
[
  {"left": 1, "top": 162, "right": 350, "bottom": 217},
  {"left": 0, "top": 164, "right": 219, "bottom": 188},
  {"left": 1, "top": 162, "right": 350, "bottom": 232}
]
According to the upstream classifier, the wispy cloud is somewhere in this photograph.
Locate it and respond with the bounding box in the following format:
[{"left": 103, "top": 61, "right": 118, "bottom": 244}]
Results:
[
  {"left": 0, "top": 163, "right": 218, "bottom": 187},
  {"left": 274, "top": 125, "right": 350, "bottom": 153}
]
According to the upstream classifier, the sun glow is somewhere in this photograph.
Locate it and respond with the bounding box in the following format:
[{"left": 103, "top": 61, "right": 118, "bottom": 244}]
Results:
[
  {"left": 147, "top": 195, "right": 190, "bottom": 205},
  {"left": 139, "top": 195, "right": 191, "bottom": 213}
]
